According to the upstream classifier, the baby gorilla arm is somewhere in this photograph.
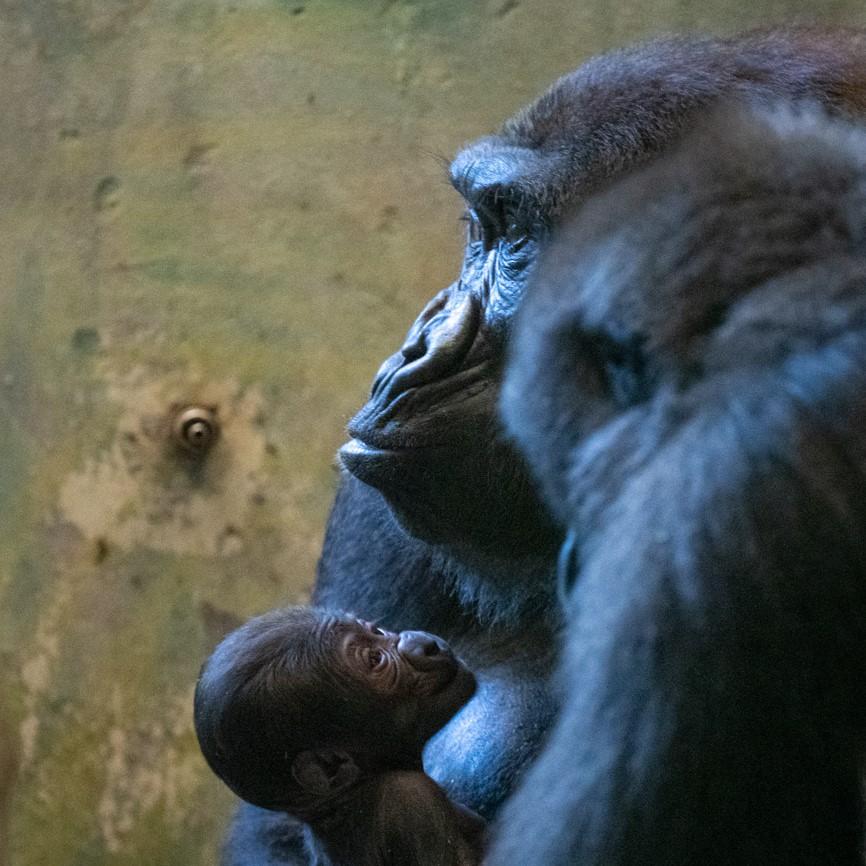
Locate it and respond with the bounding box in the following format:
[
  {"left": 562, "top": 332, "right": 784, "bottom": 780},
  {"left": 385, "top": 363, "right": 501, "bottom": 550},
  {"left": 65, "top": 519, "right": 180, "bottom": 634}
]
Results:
[{"left": 375, "top": 772, "right": 484, "bottom": 866}]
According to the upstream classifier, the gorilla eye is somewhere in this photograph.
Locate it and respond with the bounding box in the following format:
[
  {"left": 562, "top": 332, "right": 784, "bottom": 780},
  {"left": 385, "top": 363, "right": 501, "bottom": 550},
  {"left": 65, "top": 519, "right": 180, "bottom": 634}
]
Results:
[
  {"left": 504, "top": 226, "right": 531, "bottom": 254},
  {"left": 462, "top": 210, "right": 484, "bottom": 246},
  {"left": 367, "top": 648, "right": 386, "bottom": 670},
  {"left": 475, "top": 201, "right": 505, "bottom": 249},
  {"left": 360, "top": 620, "right": 387, "bottom": 636}
]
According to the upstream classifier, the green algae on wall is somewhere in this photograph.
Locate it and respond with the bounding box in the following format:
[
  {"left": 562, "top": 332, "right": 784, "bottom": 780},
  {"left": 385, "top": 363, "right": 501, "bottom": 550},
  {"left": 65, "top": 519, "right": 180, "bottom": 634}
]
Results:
[{"left": 2, "top": 1, "right": 866, "bottom": 864}]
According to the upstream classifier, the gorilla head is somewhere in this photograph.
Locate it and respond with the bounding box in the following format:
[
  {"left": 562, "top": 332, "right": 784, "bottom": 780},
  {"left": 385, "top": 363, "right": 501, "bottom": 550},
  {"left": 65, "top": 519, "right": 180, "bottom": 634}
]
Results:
[
  {"left": 492, "top": 103, "right": 866, "bottom": 865},
  {"left": 337, "top": 29, "right": 866, "bottom": 557},
  {"left": 502, "top": 101, "right": 866, "bottom": 532}
]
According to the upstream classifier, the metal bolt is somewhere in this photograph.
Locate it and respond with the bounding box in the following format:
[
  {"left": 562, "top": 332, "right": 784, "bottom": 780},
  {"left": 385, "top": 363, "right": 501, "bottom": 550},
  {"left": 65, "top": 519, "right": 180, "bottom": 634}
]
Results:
[{"left": 172, "top": 406, "right": 219, "bottom": 454}]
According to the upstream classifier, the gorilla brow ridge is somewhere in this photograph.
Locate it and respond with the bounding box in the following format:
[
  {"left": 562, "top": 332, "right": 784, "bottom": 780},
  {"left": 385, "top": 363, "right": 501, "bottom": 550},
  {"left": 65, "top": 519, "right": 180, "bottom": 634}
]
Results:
[{"left": 450, "top": 157, "right": 541, "bottom": 236}]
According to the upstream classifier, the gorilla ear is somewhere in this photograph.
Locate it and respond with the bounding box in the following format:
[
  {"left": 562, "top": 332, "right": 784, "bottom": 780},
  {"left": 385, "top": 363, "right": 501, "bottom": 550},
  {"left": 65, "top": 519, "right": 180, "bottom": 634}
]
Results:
[{"left": 291, "top": 749, "right": 360, "bottom": 796}]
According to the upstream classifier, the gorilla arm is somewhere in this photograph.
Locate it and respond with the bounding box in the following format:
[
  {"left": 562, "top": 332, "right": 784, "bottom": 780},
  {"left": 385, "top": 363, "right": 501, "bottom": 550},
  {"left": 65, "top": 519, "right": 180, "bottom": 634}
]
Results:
[{"left": 373, "top": 772, "right": 484, "bottom": 866}]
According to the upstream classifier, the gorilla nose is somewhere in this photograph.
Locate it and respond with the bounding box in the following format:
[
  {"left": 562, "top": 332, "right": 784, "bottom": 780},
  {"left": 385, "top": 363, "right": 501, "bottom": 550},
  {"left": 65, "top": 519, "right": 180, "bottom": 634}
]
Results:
[
  {"left": 384, "top": 295, "right": 480, "bottom": 398},
  {"left": 397, "top": 631, "right": 453, "bottom": 671}
]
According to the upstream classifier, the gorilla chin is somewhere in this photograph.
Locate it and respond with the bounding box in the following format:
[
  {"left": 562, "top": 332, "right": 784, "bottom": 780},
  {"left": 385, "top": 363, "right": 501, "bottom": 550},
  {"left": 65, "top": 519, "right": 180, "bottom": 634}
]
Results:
[
  {"left": 422, "top": 658, "right": 478, "bottom": 737},
  {"left": 338, "top": 437, "right": 457, "bottom": 544},
  {"left": 339, "top": 436, "right": 556, "bottom": 557}
]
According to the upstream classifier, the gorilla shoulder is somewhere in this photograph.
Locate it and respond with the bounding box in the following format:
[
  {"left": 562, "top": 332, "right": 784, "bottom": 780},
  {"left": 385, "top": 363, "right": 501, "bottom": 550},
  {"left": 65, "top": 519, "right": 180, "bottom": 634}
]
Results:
[{"left": 493, "top": 102, "right": 866, "bottom": 866}]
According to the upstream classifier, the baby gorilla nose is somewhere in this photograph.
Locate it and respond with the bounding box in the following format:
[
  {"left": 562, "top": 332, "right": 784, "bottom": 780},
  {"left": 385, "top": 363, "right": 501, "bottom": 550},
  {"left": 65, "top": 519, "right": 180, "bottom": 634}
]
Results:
[{"left": 397, "top": 631, "right": 453, "bottom": 671}]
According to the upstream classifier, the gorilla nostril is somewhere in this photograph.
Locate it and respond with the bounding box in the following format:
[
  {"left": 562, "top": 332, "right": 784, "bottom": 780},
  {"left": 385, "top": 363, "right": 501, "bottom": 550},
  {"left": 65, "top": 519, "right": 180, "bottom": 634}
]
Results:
[
  {"left": 398, "top": 631, "right": 450, "bottom": 669},
  {"left": 387, "top": 295, "right": 480, "bottom": 397},
  {"left": 413, "top": 636, "right": 440, "bottom": 656},
  {"left": 400, "top": 335, "right": 427, "bottom": 364},
  {"left": 411, "top": 636, "right": 441, "bottom": 658}
]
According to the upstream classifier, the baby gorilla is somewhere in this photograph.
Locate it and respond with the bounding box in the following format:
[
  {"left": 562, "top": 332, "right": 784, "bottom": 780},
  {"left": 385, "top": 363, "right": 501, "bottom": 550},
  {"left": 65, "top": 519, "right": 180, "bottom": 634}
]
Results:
[{"left": 194, "top": 606, "right": 483, "bottom": 866}]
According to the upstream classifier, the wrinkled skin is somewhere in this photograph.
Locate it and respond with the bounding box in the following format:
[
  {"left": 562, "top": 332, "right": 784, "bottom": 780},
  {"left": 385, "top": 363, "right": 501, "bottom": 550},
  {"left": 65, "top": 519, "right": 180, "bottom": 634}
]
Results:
[
  {"left": 493, "top": 105, "right": 866, "bottom": 865},
  {"left": 223, "top": 29, "right": 866, "bottom": 865}
]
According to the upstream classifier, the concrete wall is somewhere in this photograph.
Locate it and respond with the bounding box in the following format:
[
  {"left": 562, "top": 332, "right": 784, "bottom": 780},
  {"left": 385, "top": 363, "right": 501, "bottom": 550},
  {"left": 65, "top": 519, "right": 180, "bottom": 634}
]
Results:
[{"left": 2, "top": 2, "right": 865, "bottom": 863}]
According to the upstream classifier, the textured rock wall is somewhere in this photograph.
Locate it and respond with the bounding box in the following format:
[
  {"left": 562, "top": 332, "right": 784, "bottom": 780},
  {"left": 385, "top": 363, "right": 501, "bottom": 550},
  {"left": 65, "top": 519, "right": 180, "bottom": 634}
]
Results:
[{"left": 2, "top": 1, "right": 865, "bottom": 864}]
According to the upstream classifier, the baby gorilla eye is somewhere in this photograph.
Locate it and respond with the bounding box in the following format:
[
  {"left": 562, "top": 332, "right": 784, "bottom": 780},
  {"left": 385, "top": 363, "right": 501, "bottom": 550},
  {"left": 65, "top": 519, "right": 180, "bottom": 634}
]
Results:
[
  {"left": 357, "top": 619, "right": 387, "bottom": 637},
  {"left": 367, "top": 648, "right": 386, "bottom": 670}
]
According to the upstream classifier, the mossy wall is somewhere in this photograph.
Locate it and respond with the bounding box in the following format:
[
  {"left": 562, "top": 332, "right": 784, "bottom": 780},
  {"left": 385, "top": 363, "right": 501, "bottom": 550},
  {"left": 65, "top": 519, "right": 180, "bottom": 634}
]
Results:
[{"left": 2, "top": 2, "right": 865, "bottom": 864}]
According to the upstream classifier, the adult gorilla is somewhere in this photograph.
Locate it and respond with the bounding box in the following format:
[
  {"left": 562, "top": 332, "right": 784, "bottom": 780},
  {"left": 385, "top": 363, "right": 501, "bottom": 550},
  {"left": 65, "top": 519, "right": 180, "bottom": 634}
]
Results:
[
  {"left": 494, "top": 104, "right": 866, "bottom": 865},
  {"left": 224, "top": 29, "right": 866, "bottom": 864}
]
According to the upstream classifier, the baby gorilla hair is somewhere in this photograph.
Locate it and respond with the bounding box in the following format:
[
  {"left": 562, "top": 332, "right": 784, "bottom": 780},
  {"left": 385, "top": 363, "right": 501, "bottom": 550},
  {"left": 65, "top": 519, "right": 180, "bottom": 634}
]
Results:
[{"left": 195, "top": 606, "right": 370, "bottom": 814}]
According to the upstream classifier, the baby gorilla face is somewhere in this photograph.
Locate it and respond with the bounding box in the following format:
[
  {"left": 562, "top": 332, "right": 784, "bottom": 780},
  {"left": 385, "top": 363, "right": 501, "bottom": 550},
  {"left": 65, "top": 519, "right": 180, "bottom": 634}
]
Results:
[
  {"left": 334, "top": 616, "right": 477, "bottom": 748},
  {"left": 194, "top": 606, "right": 477, "bottom": 813}
]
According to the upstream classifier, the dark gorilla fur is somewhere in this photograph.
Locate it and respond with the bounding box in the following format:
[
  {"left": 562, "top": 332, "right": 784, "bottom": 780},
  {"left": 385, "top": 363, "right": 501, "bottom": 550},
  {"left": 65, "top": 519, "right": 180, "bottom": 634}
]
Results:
[
  {"left": 494, "top": 104, "right": 866, "bottom": 865},
  {"left": 224, "top": 30, "right": 866, "bottom": 865}
]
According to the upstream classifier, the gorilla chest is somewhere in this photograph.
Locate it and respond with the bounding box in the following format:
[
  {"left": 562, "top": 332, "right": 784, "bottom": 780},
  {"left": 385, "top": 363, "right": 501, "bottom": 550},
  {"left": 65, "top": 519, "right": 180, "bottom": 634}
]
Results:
[{"left": 423, "top": 651, "right": 558, "bottom": 819}]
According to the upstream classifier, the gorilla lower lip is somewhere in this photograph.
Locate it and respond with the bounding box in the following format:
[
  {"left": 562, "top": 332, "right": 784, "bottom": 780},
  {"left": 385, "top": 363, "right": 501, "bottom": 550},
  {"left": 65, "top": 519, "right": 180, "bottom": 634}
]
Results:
[
  {"left": 338, "top": 439, "right": 418, "bottom": 489},
  {"left": 442, "top": 663, "right": 476, "bottom": 705},
  {"left": 338, "top": 438, "right": 404, "bottom": 468},
  {"left": 340, "top": 438, "right": 392, "bottom": 458},
  {"left": 339, "top": 437, "right": 443, "bottom": 471}
]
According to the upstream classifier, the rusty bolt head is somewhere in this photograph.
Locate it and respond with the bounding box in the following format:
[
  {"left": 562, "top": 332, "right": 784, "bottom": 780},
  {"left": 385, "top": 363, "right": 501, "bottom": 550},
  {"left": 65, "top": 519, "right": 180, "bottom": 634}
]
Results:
[{"left": 172, "top": 406, "right": 219, "bottom": 454}]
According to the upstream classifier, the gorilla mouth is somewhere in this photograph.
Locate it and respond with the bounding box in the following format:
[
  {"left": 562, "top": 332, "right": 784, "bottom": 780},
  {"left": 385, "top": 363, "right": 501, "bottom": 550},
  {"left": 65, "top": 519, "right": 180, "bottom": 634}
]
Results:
[
  {"left": 339, "top": 437, "right": 404, "bottom": 475},
  {"left": 338, "top": 437, "right": 445, "bottom": 481},
  {"left": 339, "top": 439, "right": 453, "bottom": 526},
  {"left": 339, "top": 437, "right": 401, "bottom": 458},
  {"left": 441, "top": 662, "right": 477, "bottom": 711},
  {"left": 415, "top": 654, "right": 461, "bottom": 696},
  {"left": 426, "top": 659, "right": 476, "bottom": 715}
]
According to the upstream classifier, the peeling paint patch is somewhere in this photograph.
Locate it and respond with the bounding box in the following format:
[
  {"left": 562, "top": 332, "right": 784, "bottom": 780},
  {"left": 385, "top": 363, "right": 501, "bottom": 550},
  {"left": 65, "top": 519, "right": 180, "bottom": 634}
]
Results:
[
  {"left": 21, "top": 642, "right": 56, "bottom": 694},
  {"left": 19, "top": 585, "right": 71, "bottom": 766},
  {"left": 59, "top": 368, "right": 270, "bottom": 557},
  {"left": 17, "top": 716, "right": 38, "bottom": 772},
  {"left": 97, "top": 686, "right": 199, "bottom": 854},
  {"left": 0, "top": 714, "right": 18, "bottom": 866}
]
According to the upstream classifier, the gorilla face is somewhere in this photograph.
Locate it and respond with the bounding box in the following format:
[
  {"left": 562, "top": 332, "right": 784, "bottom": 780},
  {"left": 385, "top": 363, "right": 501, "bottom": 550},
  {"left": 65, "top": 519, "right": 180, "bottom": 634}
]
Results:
[
  {"left": 338, "top": 29, "right": 866, "bottom": 554},
  {"left": 340, "top": 145, "right": 550, "bottom": 553}
]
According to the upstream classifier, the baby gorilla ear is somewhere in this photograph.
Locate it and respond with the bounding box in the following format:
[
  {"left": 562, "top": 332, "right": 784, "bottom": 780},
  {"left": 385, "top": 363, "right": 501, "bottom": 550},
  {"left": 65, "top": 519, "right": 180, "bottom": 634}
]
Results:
[{"left": 291, "top": 749, "right": 360, "bottom": 796}]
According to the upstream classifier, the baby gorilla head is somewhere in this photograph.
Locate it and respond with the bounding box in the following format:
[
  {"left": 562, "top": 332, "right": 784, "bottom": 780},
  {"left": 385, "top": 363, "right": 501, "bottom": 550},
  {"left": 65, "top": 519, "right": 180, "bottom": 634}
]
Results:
[{"left": 194, "top": 606, "right": 476, "bottom": 817}]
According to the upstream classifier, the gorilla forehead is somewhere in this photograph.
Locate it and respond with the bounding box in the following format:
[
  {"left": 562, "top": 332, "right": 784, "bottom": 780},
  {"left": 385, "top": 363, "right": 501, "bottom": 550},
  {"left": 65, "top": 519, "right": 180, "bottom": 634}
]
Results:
[
  {"left": 449, "top": 140, "right": 542, "bottom": 195},
  {"left": 458, "top": 30, "right": 866, "bottom": 217}
]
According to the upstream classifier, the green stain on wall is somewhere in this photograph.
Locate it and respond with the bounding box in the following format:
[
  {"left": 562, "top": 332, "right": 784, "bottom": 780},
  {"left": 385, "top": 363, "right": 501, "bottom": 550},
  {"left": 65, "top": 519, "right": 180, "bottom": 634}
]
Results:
[{"left": 2, "top": 0, "right": 865, "bottom": 863}]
